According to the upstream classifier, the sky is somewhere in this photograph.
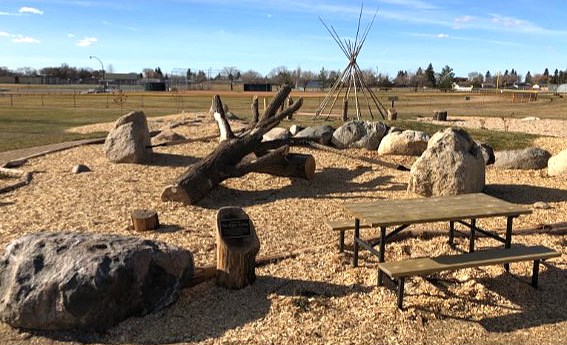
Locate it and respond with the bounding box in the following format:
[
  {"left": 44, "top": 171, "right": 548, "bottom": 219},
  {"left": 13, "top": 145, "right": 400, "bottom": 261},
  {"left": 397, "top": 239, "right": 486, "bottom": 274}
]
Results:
[{"left": 1, "top": 0, "right": 567, "bottom": 78}]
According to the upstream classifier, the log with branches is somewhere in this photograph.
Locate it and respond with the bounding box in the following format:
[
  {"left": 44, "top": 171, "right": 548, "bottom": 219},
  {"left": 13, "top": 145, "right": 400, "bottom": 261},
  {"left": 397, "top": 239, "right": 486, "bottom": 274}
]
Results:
[{"left": 161, "top": 85, "right": 315, "bottom": 205}]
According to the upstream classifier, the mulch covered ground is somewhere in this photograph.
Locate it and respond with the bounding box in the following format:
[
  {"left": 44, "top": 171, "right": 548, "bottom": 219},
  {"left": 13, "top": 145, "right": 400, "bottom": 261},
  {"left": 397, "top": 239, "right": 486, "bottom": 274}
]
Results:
[{"left": 0, "top": 113, "right": 566, "bottom": 345}]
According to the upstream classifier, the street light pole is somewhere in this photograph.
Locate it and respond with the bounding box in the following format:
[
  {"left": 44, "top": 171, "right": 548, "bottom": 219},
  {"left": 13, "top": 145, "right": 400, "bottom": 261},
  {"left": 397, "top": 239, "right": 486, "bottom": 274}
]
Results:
[{"left": 89, "top": 55, "right": 105, "bottom": 89}]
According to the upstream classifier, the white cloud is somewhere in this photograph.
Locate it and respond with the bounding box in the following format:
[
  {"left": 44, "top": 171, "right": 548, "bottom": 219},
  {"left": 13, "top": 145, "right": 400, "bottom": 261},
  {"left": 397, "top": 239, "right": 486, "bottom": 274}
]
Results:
[
  {"left": 0, "top": 31, "right": 11, "bottom": 37},
  {"left": 19, "top": 7, "right": 44, "bottom": 15},
  {"left": 77, "top": 37, "right": 98, "bottom": 47},
  {"left": 12, "top": 35, "right": 40, "bottom": 43},
  {"left": 436, "top": 33, "right": 449, "bottom": 38},
  {"left": 67, "top": 33, "right": 75, "bottom": 38}
]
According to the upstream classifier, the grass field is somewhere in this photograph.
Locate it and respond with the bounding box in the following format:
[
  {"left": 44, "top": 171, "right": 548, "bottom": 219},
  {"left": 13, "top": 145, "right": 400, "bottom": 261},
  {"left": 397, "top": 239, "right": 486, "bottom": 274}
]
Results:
[{"left": 1, "top": 84, "right": 565, "bottom": 152}]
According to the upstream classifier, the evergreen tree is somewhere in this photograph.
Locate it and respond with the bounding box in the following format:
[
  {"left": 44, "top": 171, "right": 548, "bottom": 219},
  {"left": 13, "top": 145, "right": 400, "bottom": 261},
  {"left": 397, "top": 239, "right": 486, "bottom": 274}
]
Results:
[
  {"left": 438, "top": 65, "right": 455, "bottom": 92},
  {"left": 425, "top": 63, "right": 436, "bottom": 87},
  {"left": 524, "top": 71, "right": 532, "bottom": 84}
]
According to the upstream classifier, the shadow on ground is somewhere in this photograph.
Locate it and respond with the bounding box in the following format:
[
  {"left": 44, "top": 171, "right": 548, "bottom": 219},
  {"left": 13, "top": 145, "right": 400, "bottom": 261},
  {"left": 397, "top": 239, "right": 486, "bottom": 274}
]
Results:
[
  {"left": 411, "top": 261, "right": 566, "bottom": 332},
  {"left": 147, "top": 153, "right": 200, "bottom": 167},
  {"left": 199, "top": 166, "right": 408, "bottom": 209},
  {"left": 485, "top": 184, "right": 567, "bottom": 204},
  {"left": 28, "top": 276, "right": 370, "bottom": 344}
]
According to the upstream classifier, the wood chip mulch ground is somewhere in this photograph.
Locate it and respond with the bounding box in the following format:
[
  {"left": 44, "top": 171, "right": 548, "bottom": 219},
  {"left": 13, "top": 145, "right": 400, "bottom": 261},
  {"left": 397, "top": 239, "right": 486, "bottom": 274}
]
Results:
[{"left": 0, "top": 113, "right": 565, "bottom": 345}]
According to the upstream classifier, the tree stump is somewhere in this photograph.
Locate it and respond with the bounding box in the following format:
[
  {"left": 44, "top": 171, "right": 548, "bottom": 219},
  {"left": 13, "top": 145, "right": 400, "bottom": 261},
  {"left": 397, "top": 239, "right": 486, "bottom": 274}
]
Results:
[
  {"left": 216, "top": 207, "right": 260, "bottom": 289},
  {"left": 433, "top": 110, "right": 448, "bottom": 121},
  {"left": 387, "top": 108, "right": 398, "bottom": 120},
  {"left": 131, "top": 209, "right": 159, "bottom": 231}
]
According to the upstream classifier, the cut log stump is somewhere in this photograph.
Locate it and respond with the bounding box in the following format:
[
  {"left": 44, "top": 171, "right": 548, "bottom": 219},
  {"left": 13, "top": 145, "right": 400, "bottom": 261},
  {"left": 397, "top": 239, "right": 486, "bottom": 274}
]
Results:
[
  {"left": 433, "top": 110, "right": 448, "bottom": 121},
  {"left": 131, "top": 209, "right": 159, "bottom": 231},
  {"left": 216, "top": 207, "right": 260, "bottom": 289}
]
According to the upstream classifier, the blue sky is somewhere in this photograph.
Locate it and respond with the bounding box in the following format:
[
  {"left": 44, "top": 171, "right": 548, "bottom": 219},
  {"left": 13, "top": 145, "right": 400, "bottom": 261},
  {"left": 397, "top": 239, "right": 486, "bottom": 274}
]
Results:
[{"left": 1, "top": 0, "right": 566, "bottom": 78}]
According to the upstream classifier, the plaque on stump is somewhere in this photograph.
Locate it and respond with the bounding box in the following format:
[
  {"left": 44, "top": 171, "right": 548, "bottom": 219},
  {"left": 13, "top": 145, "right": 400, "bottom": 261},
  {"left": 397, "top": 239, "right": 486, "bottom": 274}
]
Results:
[{"left": 216, "top": 207, "right": 260, "bottom": 289}]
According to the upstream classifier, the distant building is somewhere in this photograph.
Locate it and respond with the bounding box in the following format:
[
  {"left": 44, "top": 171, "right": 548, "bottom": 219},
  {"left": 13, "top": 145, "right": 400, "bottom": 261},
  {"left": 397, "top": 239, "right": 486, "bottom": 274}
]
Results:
[
  {"left": 243, "top": 83, "right": 272, "bottom": 92},
  {"left": 105, "top": 73, "right": 140, "bottom": 87}
]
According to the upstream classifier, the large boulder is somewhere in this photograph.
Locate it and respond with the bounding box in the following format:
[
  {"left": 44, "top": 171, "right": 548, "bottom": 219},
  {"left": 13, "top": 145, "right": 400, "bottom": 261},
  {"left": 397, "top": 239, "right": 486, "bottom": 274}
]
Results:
[
  {"left": 494, "top": 147, "right": 551, "bottom": 170},
  {"left": 331, "top": 121, "right": 388, "bottom": 150},
  {"left": 377, "top": 130, "right": 429, "bottom": 156},
  {"left": 408, "top": 127, "right": 485, "bottom": 197},
  {"left": 0, "top": 231, "right": 194, "bottom": 331},
  {"left": 548, "top": 149, "right": 567, "bottom": 176},
  {"left": 262, "top": 127, "right": 290, "bottom": 142},
  {"left": 294, "top": 125, "right": 335, "bottom": 145},
  {"left": 103, "top": 111, "right": 153, "bottom": 163}
]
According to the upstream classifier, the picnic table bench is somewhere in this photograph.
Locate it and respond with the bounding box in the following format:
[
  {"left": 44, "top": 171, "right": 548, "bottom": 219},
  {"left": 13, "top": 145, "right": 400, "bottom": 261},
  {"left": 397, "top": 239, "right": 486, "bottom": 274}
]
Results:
[
  {"left": 334, "top": 193, "right": 558, "bottom": 308},
  {"left": 378, "top": 245, "right": 560, "bottom": 309}
]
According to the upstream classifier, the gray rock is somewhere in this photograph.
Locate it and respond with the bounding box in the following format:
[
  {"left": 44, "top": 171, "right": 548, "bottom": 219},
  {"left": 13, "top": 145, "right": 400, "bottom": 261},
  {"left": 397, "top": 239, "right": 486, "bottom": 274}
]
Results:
[
  {"left": 408, "top": 128, "right": 485, "bottom": 197},
  {"left": 262, "top": 127, "right": 290, "bottom": 141},
  {"left": 289, "top": 124, "right": 305, "bottom": 136},
  {"left": 377, "top": 130, "right": 429, "bottom": 156},
  {"left": 103, "top": 111, "right": 153, "bottom": 164},
  {"left": 494, "top": 147, "right": 551, "bottom": 170},
  {"left": 294, "top": 125, "right": 335, "bottom": 145},
  {"left": 71, "top": 164, "right": 91, "bottom": 174},
  {"left": 479, "top": 143, "right": 495, "bottom": 165},
  {"left": 548, "top": 148, "right": 567, "bottom": 177},
  {"left": 0, "top": 231, "right": 193, "bottom": 331},
  {"left": 331, "top": 121, "right": 388, "bottom": 150},
  {"left": 152, "top": 129, "right": 187, "bottom": 146}
]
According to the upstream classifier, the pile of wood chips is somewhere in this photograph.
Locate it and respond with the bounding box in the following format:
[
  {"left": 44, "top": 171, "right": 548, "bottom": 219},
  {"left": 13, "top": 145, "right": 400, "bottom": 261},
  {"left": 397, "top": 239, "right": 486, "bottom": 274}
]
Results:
[{"left": 0, "top": 113, "right": 565, "bottom": 345}]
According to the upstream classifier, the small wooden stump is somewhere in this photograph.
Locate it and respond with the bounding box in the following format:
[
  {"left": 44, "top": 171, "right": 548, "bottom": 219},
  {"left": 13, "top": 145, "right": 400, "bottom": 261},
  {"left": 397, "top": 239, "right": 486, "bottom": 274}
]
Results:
[
  {"left": 433, "top": 110, "right": 448, "bottom": 121},
  {"left": 131, "top": 209, "right": 159, "bottom": 231},
  {"left": 216, "top": 207, "right": 260, "bottom": 289},
  {"left": 387, "top": 108, "right": 398, "bottom": 120}
]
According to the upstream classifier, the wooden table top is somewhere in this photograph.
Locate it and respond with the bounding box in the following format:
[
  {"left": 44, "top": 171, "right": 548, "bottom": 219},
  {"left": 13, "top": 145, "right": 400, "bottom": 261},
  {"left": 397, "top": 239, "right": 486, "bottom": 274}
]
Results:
[{"left": 344, "top": 193, "right": 532, "bottom": 227}]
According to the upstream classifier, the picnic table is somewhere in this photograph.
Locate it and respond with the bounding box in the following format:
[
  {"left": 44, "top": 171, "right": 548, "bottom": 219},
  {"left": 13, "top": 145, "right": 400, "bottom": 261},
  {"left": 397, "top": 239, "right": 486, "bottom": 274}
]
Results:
[{"left": 343, "top": 193, "right": 533, "bottom": 285}]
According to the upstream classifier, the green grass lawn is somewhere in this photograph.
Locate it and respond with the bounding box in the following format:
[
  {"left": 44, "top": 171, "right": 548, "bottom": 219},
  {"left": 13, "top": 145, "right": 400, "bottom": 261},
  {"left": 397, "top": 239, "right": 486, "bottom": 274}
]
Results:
[{"left": 1, "top": 87, "right": 563, "bottom": 152}]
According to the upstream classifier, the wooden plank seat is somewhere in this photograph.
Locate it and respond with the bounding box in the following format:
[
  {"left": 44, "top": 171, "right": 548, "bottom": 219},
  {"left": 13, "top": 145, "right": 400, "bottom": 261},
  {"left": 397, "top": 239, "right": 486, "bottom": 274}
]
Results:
[
  {"left": 325, "top": 220, "right": 371, "bottom": 252},
  {"left": 377, "top": 245, "right": 561, "bottom": 309}
]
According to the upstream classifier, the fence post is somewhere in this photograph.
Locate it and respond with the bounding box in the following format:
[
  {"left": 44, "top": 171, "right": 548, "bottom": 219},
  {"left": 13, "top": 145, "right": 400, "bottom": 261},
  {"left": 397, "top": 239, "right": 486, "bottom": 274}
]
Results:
[{"left": 10, "top": 94, "right": 13, "bottom": 107}]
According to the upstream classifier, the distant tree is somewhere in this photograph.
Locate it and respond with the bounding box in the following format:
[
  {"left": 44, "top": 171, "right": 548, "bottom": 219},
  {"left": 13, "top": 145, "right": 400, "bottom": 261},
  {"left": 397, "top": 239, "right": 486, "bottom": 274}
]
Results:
[
  {"left": 186, "top": 68, "right": 193, "bottom": 82},
  {"left": 410, "top": 67, "right": 427, "bottom": 90},
  {"left": 298, "top": 70, "right": 316, "bottom": 91},
  {"left": 240, "top": 69, "right": 264, "bottom": 83},
  {"left": 221, "top": 66, "right": 240, "bottom": 91},
  {"left": 425, "top": 63, "right": 436, "bottom": 87},
  {"left": 154, "top": 67, "right": 163, "bottom": 78},
  {"left": 394, "top": 70, "right": 409, "bottom": 87},
  {"left": 468, "top": 71, "right": 484, "bottom": 87},
  {"left": 143, "top": 68, "right": 164, "bottom": 79},
  {"left": 524, "top": 71, "right": 532, "bottom": 84},
  {"left": 551, "top": 68, "right": 559, "bottom": 84},
  {"left": 0, "top": 67, "right": 13, "bottom": 76},
  {"left": 376, "top": 73, "right": 392, "bottom": 88},
  {"left": 318, "top": 67, "right": 329, "bottom": 90},
  {"left": 268, "top": 66, "right": 292, "bottom": 86},
  {"left": 195, "top": 70, "right": 207, "bottom": 84},
  {"left": 437, "top": 65, "right": 454, "bottom": 92},
  {"left": 361, "top": 68, "right": 378, "bottom": 87},
  {"left": 328, "top": 69, "right": 341, "bottom": 86}
]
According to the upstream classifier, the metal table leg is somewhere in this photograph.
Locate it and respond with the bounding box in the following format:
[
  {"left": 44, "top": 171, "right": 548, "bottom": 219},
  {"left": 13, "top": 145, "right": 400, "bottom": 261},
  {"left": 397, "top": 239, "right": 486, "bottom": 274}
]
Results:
[
  {"left": 378, "top": 226, "right": 386, "bottom": 286},
  {"left": 504, "top": 216, "right": 514, "bottom": 272},
  {"left": 353, "top": 218, "right": 360, "bottom": 268}
]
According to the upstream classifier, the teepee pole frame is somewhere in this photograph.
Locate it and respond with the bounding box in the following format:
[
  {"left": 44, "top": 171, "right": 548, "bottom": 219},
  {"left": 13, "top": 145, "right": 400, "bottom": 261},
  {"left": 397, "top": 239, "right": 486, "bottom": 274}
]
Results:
[{"left": 314, "top": 5, "right": 387, "bottom": 121}]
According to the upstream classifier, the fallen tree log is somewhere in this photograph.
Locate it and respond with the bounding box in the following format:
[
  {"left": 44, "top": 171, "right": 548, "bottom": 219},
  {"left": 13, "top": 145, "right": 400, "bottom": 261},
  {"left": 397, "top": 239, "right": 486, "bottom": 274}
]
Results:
[{"left": 161, "top": 85, "right": 315, "bottom": 204}]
